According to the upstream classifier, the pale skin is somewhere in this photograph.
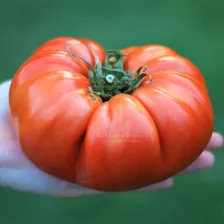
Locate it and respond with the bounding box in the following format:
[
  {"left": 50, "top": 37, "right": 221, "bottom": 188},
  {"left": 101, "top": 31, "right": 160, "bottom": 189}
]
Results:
[{"left": 0, "top": 80, "right": 223, "bottom": 198}]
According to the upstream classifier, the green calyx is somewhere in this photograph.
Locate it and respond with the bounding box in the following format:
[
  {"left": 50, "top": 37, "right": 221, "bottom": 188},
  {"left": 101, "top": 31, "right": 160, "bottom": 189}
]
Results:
[{"left": 66, "top": 44, "right": 152, "bottom": 102}]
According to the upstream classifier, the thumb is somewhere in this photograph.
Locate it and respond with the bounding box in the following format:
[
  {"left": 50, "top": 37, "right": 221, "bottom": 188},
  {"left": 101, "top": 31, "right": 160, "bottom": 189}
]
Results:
[
  {"left": 0, "top": 79, "right": 12, "bottom": 119},
  {"left": 0, "top": 80, "right": 16, "bottom": 140}
]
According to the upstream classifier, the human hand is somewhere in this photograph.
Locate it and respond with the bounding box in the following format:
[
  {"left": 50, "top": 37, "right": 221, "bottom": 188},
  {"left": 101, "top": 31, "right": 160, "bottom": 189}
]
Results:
[{"left": 0, "top": 80, "right": 223, "bottom": 197}]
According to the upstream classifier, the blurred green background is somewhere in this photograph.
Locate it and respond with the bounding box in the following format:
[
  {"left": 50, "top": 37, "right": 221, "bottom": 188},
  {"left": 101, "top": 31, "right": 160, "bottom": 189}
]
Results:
[{"left": 1, "top": 0, "right": 224, "bottom": 223}]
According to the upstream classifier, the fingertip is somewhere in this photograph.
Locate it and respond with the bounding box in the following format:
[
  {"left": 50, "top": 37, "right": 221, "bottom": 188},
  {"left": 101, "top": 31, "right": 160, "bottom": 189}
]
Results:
[
  {"left": 199, "top": 150, "right": 215, "bottom": 167},
  {"left": 0, "top": 119, "right": 16, "bottom": 141},
  {"left": 181, "top": 151, "right": 215, "bottom": 174},
  {"left": 213, "top": 132, "right": 223, "bottom": 147},
  {"left": 134, "top": 178, "right": 174, "bottom": 192},
  {"left": 206, "top": 132, "right": 223, "bottom": 150},
  {"left": 156, "top": 178, "right": 174, "bottom": 189}
]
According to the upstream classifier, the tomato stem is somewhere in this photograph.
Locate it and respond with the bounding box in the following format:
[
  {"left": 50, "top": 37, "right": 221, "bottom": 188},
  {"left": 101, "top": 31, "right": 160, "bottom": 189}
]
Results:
[
  {"left": 87, "top": 87, "right": 97, "bottom": 100},
  {"left": 105, "top": 74, "right": 115, "bottom": 84},
  {"left": 66, "top": 45, "right": 152, "bottom": 101},
  {"left": 66, "top": 44, "right": 98, "bottom": 86}
]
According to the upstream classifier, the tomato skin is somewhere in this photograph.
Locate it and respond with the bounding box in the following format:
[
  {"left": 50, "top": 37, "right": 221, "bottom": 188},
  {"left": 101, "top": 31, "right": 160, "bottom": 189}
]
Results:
[
  {"left": 143, "top": 55, "right": 205, "bottom": 84},
  {"left": 77, "top": 38, "right": 106, "bottom": 64},
  {"left": 10, "top": 70, "right": 102, "bottom": 181},
  {"left": 10, "top": 52, "right": 89, "bottom": 92},
  {"left": 9, "top": 37, "right": 214, "bottom": 191},
  {"left": 75, "top": 73, "right": 213, "bottom": 191},
  {"left": 32, "top": 37, "right": 96, "bottom": 66},
  {"left": 121, "top": 46, "right": 141, "bottom": 55},
  {"left": 124, "top": 45, "right": 177, "bottom": 72},
  {"left": 76, "top": 94, "right": 162, "bottom": 190}
]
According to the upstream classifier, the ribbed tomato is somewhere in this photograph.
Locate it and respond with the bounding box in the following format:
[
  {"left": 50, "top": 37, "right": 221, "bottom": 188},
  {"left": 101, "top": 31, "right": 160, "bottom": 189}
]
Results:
[{"left": 9, "top": 37, "right": 213, "bottom": 191}]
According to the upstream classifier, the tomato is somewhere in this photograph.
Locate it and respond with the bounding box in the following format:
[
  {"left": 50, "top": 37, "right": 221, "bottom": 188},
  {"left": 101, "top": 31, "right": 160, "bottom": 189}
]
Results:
[
  {"left": 124, "top": 45, "right": 178, "bottom": 72},
  {"left": 77, "top": 38, "right": 106, "bottom": 64},
  {"left": 144, "top": 55, "right": 205, "bottom": 83},
  {"left": 121, "top": 46, "right": 140, "bottom": 55},
  {"left": 9, "top": 37, "right": 214, "bottom": 191}
]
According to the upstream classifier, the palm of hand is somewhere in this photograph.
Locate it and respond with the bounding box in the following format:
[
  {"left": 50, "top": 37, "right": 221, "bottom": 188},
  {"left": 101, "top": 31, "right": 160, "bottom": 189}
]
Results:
[{"left": 0, "top": 80, "right": 223, "bottom": 197}]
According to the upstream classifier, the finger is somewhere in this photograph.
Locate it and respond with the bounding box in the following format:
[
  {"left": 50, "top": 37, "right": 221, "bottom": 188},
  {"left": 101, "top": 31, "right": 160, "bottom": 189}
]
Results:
[
  {"left": 0, "top": 80, "right": 11, "bottom": 120},
  {"left": 52, "top": 178, "right": 174, "bottom": 197},
  {"left": 180, "top": 150, "right": 214, "bottom": 174},
  {"left": 205, "top": 132, "right": 223, "bottom": 151},
  {"left": 134, "top": 178, "right": 173, "bottom": 192},
  {"left": 0, "top": 119, "right": 16, "bottom": 141},
  {"left": 0, "top": 79, "right": 17, "bottom": 141},
  {"left": 51, "top": 184, "right": 102, "bottom": 198},
  {"left": 0, "top": 166, "right": 67, "bottom": 195},
  {"left": 53, "top": 178, "right": 174, "bottom": 197},
  {"left": 0, "top": 140, "right": 30, "bottom": 167}
]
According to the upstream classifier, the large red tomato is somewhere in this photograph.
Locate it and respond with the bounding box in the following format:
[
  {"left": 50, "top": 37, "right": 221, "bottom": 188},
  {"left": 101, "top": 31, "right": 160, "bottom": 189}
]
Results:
[{"left": 9, "top": 37, "right": 213, "bottom": 191}]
